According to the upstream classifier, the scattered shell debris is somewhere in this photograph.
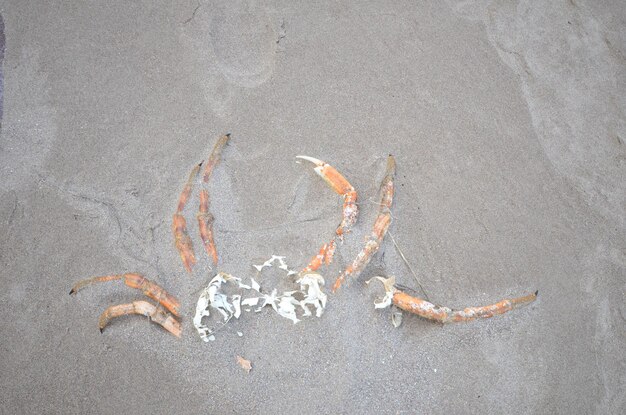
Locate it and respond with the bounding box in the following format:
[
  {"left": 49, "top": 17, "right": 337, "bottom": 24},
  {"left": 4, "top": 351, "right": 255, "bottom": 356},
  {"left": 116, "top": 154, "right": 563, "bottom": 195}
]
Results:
[
  {"left": 193, "top": 256, "right": 329, "bottom": 341},
  {"left": 253, "top": 255, "right": 296, "bottom": 275},
  {"left": 72, "top": 143, "right": 538, "bottom": 342},
  {"left": 194, "top": 272, "right": 245, "bottom": 342}
]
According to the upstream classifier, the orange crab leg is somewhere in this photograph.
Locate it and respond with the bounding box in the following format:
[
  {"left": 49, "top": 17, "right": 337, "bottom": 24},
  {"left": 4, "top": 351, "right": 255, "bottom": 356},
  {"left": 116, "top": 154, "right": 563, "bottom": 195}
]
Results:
[
  {"left": 392, "top": 289, "right": 538, "bottom": 323},
  {"left": 197, "top": 189, "right": 218, "bottom": 266},
  {"left": 98, "top": 300, "right": 182, "bottom": 338},
  {"left": 173, "top": 213, "right": 196, "bottom": 273},
  {"left": 173, "top": 163, "right": 201, "bottom": 273},
  {"left": 177, "top": 163, "right": 202, "bottom": 213},
  {"left": 296, "top": 155, "right": 358, "bottom": 240},
  {"left": 70, "top": 273, "right": 181, "bottom": 317},
  {"left": 301, "top": 240, "right": 336, "bottom": 274},
  {"left": 202, "top": 133, "right": 230, "bottom": 183},
  {"left": 333, "top": 155, "right": 395, "bottom": 292},
  {"left": 296, "top": 155, "right": 358, "bottom": 275},
  {"left": 195, "top": 134, "right": 230, "bottom": 264}
]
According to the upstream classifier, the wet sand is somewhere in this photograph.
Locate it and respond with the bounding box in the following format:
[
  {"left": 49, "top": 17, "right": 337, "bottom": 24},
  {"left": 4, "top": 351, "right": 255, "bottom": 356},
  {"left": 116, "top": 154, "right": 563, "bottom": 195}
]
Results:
[{"left": 0, "top": 1, "right": 624, "bottom": 413}]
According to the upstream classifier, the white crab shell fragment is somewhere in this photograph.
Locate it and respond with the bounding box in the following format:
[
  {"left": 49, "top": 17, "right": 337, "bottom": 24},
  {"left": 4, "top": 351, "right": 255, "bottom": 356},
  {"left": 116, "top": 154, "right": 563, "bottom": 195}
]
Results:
[
  {"left": 391, "top": 308, "right": 403, "bottom": 328},
  {"left": 366, "top": 276, "right": 397, "bottom": 309},
  {"left": 297, "top": 273, "right": 327, "bottom": 318},
  {"left": 241, "top": 297, "right": 260, "bottom": 307},
  {"left": 194, "top": 256, "right": 329, "bottom": 343},
  {"left": 256, "top": 288, "right": 279, "bottom": 312},
  {"left": 252, "top": 255, "right": 296, "bottom": 275},
  {"left": 193, "top": 272, "right": 244, "bottom": 342},
  {"left": 277, "top": 296, "right": 300, "bottom": 324}
]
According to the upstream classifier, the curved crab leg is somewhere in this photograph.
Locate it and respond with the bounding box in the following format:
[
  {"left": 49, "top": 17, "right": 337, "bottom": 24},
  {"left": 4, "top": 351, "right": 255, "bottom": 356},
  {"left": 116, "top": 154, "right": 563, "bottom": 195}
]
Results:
[
  {"left": 177, "top": 162, "right": 202, "bottom": 213},
  {"left": 173, "top": 163, "right": 201, "bottom": 273},
  {"left": 300, "top": 240, "right": 336, "bottom": 274},
  {"left": 202, "top": 133, "right": 230, "bottom": 183},
  {"left": 394, "top": 290, "right": 538, "bottom": 323},
  {"left": 197, "top": 189, "right": 218, "bottom": 266},
  {"left": 332, "top": 155, "right": 395, "bottom": 292},
  {"left": 196, "top": 134, "right": 230, "bottom": 265},
  {"left": 296, "top": 155, "right": 358, "bottom": 275},
  {"left": 296, "top": 156, "right": 358, "bottom": 240},
  {"left": 98, "top": 300, "right": 182, "bottom": 338},
  {"left": 370, "top": 276, "right": 538, "bottom": 323},
  {"left": 70, "top": 273, "right": 181, "bottom": 317}
]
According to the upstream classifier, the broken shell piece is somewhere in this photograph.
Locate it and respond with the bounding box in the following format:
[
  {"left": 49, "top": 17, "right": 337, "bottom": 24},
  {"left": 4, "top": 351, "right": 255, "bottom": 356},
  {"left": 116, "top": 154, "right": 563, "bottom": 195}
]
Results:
[
  {"left": 232, "top": 295, "right": 242, "bottom": 319},
  {"left": 391, "top": 309, "right": 403, "bottom": 328},
  {"left": 241, "top": 297, "right": 260, "bottom": 307},
  {"left": 257, "top": 288, "right": 279, "bottom": 312},
  {"left": 193, "top": 272, "right": 244, "bottom": 342},
  {"left": 277, "top": 296, "right": 300, "bottom": 324},
  {"left": 250, "top": 256, "right": 327, "bottom": 324},
  {"left": 252, "top": 255, "right": 296, "bottom": 275},
  {"left": 237, "top": 355, "right": 252, "bottom": 373},
  {"left": 296, "top": 273, "right": 327, "bottom": 318},
  {"left": 366, "top": 276, "right": 397, "bottom": 309}
]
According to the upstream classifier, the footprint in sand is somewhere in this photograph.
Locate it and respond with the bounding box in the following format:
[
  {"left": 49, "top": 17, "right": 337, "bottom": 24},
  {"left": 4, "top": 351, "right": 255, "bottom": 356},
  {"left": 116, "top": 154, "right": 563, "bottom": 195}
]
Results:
[
  {"left": 181, "top": 1, "right": 280, "bottom": 117},
  {"left": 209, "top": 1, "right": 278, "bottom": 88}
]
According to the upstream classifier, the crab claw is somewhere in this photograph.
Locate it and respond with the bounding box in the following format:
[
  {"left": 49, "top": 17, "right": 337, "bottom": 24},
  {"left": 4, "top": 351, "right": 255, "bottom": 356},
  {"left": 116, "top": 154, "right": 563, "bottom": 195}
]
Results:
[
  {"left": 296, "top": 155, "right": 358, "bottom": 240},
  {"left": 296, "top": 156, "right": 355, "bottom": 196}
]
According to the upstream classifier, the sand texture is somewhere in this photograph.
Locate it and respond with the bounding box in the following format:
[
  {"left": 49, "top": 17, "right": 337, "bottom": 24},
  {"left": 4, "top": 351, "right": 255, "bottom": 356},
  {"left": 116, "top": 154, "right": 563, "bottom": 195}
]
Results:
[{"left": 0, "top": 1, "right": 624, "bottom": 413}]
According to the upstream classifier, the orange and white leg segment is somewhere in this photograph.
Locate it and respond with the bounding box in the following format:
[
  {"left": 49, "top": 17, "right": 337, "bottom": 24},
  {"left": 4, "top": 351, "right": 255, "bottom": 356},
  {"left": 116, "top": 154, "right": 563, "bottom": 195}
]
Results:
[
  {"left": 173, "top": 213, "right": 196, "bottom": 273},
  {"left": 202, "top": 133, "right": 230, "bottom": 183},
  {"left": 197, "top": 189, "right": 218, "bottom": 266},
  {"left": 70, "top": 273, "right": 181, "bottom": 317},
  {"left": 196, "top": 133, "right": 230, "bottom": 264},
  {"left": 296, "top": 156, "right": 358, "bottom": 240},
  {"left": 301, "top": 239, "right": 336, "bottom": 274},
  {"left": 98, "top": 300, "right": 182, "bottom": 337},
  {"left": 173, "top": 163, "right": 201, "bottom": 273},
  {"left": 369, "top": 276, "right": 537, "bottom": 324},
  {"left": 177, "top": 163, "right": 202, "bottom": 213},
  {"left": 333, "top": 155, "right": 395, "bottom": 292}
]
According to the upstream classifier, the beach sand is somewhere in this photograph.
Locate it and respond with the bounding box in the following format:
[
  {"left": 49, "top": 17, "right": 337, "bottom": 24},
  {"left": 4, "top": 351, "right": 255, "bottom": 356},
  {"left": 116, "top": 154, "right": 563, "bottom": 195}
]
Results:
[{"left": 0, "top": 1, "right": 624, "bottom": 413}]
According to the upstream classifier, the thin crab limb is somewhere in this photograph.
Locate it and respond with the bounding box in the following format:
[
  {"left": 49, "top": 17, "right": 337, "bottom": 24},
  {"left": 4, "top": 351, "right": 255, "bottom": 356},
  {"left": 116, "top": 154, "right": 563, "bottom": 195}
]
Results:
[
  {"left": 173, "top": 163, "right": 201, "bottom": 273},
  {"left": 196, "top": 134, "right": 230, "bottom": 264},
  {"left": 173, "top": 213, "right": 196, "bottom": 273},
  {"left": 177, "top": 163, "right": 202, "bottom": 213},
  {"left": 378, "top": 155, "right": 396, "bottom": 213},
  {"left": 70, "top": 273, "right": 181, "bottom": 317},
  {"left": 301, "top": 240, "right": 336, "bottom": 274},
  {"left": 202, "top": 133, "right": 230, "bottom": 183},
  {"left": 197, "top": 189, "right": 218, "bottom": 266},
  {"left": 296, "top": 155, "right": 357, "bottom": 275},
  {"left": 296, "top": 155, "right": 358, "bottom": 240},
  {"left": 368, "top": 276, "right": 538, "bottom": 323},
  {"left": 332, "top": 155, "right": 395, "bottom": 292},
  {"left": 98, "top": 300, "right": 182, "bottom": 337}
]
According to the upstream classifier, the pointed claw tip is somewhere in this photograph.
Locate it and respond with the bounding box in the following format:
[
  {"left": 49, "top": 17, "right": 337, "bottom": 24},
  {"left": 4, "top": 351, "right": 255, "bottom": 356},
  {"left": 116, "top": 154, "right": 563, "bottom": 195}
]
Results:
[
  {"left": 534, "top": 290, "right": 539, "bottom": 296},
  {"left": 99, "top": 328, "right": 104, "bottom": 334},
  {"left": 69, "top": 289, "right": 75, "bottom": 295},
  {"left": 225, "top": 132, "right": 231, "bottom": 137},
  {"left": 295, "top": 155, "right": 322, "bottom": 165}
]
